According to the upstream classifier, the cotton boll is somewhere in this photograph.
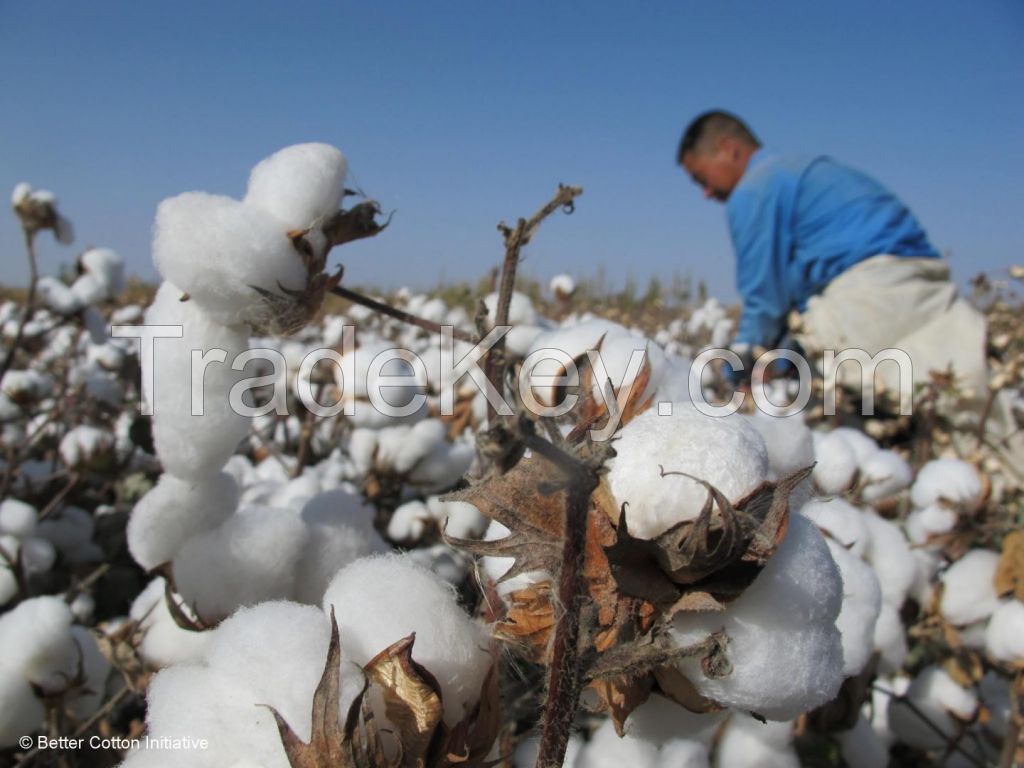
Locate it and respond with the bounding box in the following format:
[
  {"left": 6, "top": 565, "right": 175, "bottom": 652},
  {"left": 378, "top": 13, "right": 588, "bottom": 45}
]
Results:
[
  {"left": 323, "top": 554, "right": 492, "bottom": 724},
  {"left": 35, "top": 506, "right": 101, "bottom": 565},
  {"left": 127, "top": 472, "right": 239, "bottom": 570},
  {"left": 130, "top": 578, "right": 210, "bottom": 667},
  {"left": 905, "top": 505, "right": 958, "bottom": 545},
  {"left": 939, "top": 549, "right": 1001, "bottom": 626},
  {"left": 574, "top": 716, "right": 660, "bottom": 768},
  {"left": 388, "top": 500, "right": 431, "bottom": 543},
  {"left": 244, "top": 143, "right": 347, "bottom": 231},
  {"left": 0, "top": 567, "right": 16, "bottom": 606},
  {"left": 985, "top": 600, "right": 1024, "bottom": 663},
  {"left": 406, "top": 440, "right": 475, "bottom": 492},
  {"left": 859, "top": 450, "right": 913, "bottom": 503},
  {"left": 482, "top": 291, "right": 537, "bottom": 328},
  {"left": 153, "top": 194, "right": 308, "bottom": 327},
  {"left": 406, "top": 543, "right": 472, "bottom": 586},
  {"left": 590, "top": 333, "right": 666, "bottom": 403},
  {"left": 0, "top": 596, "right": 76, "bottom": 692},
  {"left": 0, "top": 498, "right": 37, "bottom": 538},
  {"left": 428, "top": 497, "right": 488, "bottom": 540},
  {"left": 909, "top": 548, "right": 941, "bottom": 607},
  {"left": 887, "top": 666, "right": 977, "bottom": 750},
  {"left": 79, "top": 247, "right": 125, "bottom": 297},
  {"left": 145, "top": 282, "right": 251, "bottom": 480},
  {"left": 268, "top": 473, "right": 323, "bottom": 511},
  {"left": 811, "top": 430, "right": 858, "bottom": 494},
  {"left": 480, "top": 520, "right": 549, "bottom": 596},
  {"left": 20, "top": 536, "right": 57, "bottom": 574},
  {"left": 874, "top": 602, "right": 908, "bottom": 673},
  {"left": 622, "top": 694, "right": 725, "bottom": 746},
  {"left": 670, "top": 516, "right": 844, "bottom": 720},
  {"left": 549, "top": 274, "right": 576, "bottom": 297},
  {"left": 911, "top": 459, "right": 983, "bottom": 510},
  {"left": 36, "top": 276, "right": 82, "bottom": 315},
  {"left": 836, "top": 714, "right": 890, "bottom": 768},
  {"left": 826, "top": 539, "right": 883, "bottom": 676},
  {"left": 745, "top": 412, "right": 815, "bottom": 480},
  {"left": 799, "top": 497, "right": 870, "bottom": 557},
  {"left": 714, "top": 715, "right": 799, "bottom": 768},
  {"left": 0, "top": 663, "right": 45, "bottom": 748},
  {"left": 173, "top": 507, "right": 309, "bottom": 623},
  {"left": 608, "top": 406, "right": 769, "bottom": 540},
  {"left": 860, "top": 512, "right": 916, "bottom": 608},
  {"left": 831, "top": 427, "right": 880, "bottom": 465},
  {"left": 69, "top": 593, "right": 95, "bottom": 623}
]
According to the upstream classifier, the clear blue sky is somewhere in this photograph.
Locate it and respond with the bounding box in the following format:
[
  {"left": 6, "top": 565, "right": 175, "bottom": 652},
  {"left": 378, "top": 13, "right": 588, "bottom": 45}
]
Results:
[{"left": 2, "top": 1, "right": 1022, "bottom": 300}]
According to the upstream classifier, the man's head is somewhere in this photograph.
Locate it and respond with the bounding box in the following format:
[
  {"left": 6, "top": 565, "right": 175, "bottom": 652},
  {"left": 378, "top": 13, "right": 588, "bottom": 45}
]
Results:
[{"left": 677, "top": 110, "right": 761, "bottom": 202}]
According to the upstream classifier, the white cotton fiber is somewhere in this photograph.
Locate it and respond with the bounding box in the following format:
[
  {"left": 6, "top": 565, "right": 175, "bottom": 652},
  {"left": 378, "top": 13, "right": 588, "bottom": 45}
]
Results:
[
  {"left": 172, "top": 507, "right": 309, "bottom": 623},
  {"left": 0, "top": 596, "right": 76, "bottom": 692},
  {"left": 482, "top": 291, "right": 538, "bottom": 328},
  {"left": 244, "top": 143, "right": 347, "bottom": 231},
  {"left": 0, "top": 663, "right": 45, "bottom": 748},
  {"left": 714, "top": 715, "right": 799, "bottom": 768},
  {"left": 826, "top": 539, "right": 883, "bottom": 676},
  {"left": 154, "top": 194, "right": 308, "bottom": 328},
  {"left": 745, "top": 412, "right": 815, "bottom": 480},
  {"left": 670, "top": 515, "right": 844, "bottom": 720},
  {"left": 911, "top": 459, "right": 983, "bottom": 510},
  {"left": 323, "top": 554, "right": 491, "bottom": 724},
  {"left": 608, "top": 406, "right": 769, "bottom": 539},
  {"left": 406, "top": 440, "right": 474, "bottom": 492},
  {"left": 799, "top": 497, "right": 870, "bottom": 557},
  {"left": 387, "top": 500, "right": 431, "bottom": 543},
  {"left": 78, "top": 247, "right": 125, "bottom": 298},
  {"left": 859, "top": 450, "right": 913, "bottom": 503},
  {"left": 20, "top": 536, "right": 56, "bottom": 574},
  {"left": 874, "top": 602, "right": 908, "bottom": 673},
  {"left": 985, "top": 600, "right": 1024, "bottom": 662},
  {"left": 145, "top": 282, "right": 251, "bottom": 480},
  {"left": 831, "top": 427, "right": 880, "bottom": 465},
  {"left": 429, "top": 497, "right": 488, "bottom": 540},
  {"left": 574, "top": 716, "right": 706, "bottom": 768},
  {"left": 938, "top": 549, "right": 1001, "bottom": 626},
  {"left": 837, "top": 714, "right": 890, "bottom": 768},
  {"left": 0, "top": 499, "right": 37, "bottom": 538},
  {"left": 294, "top": 489, "right": 386, "bottom": 605},
  {"left": 59, "top": 425, "right": 114, "bottom": 467},
  {"left": 811, "top": 430, "right": 858, "bottom": 494},
  {"left": 622, "top": 694, "right": 725, "bottom": 746},
  {"left": 480, "top": 520, "right": 549, "bottom": 596},
  {"left": 130, "top": 578, "right": 210, "bottom": 667},
  {"left": 887, "top": 666, "right": 977, "bottom": 750},
  {"left": 36, "top": 276, "right": 82, "bottom": 315},
  {"left": 905, "top": 505, "right": 958, "bottom": 545},
  {"left": 860, "top": 512, "right": 916, "bottom": 608},
  {"left": 127, "top": 471, "right": 239, "bottom": 570},
  {"left": 589, "top": 332, "right": 666, "bottom": 403}
]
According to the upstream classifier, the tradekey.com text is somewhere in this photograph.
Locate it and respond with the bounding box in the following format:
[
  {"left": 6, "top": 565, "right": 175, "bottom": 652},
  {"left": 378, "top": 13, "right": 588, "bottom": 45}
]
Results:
[
  {"left": 111, "top": 324, "right": 915, "bottom": 440},
  {"left": 26, "top": 734, "right": 208, "bottom": 751}
]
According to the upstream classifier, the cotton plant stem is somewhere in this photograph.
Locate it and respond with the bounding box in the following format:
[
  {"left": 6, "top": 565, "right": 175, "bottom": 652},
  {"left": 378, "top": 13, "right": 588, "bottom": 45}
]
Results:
[
  {"left": 998, "top": 670, "right": 1022, "bottom": 768},
  {"left": 329, "top": 284, "right": 477, "bottom": 343},
  {"left": 0, "top": 229, "right": 40, "bottom": 383}
]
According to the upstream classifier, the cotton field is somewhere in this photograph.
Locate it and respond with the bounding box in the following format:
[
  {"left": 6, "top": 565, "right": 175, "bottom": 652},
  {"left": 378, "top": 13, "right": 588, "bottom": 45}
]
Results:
[{"left": 1, "top": 144, "right": 1022, "bottom": 768}]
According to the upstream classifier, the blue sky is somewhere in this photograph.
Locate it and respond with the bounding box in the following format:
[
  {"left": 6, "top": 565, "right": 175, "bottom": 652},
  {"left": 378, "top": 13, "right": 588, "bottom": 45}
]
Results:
[{"left": 2, "top": 1, "right": 1022, "bottom": 300}]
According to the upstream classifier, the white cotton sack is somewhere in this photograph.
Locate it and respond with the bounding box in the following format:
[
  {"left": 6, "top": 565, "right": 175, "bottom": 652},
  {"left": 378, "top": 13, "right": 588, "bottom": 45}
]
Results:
[
  {"left": 859, "top": 450, "right": 913, "bottom": 503},
  {"left": 826, "top": 539, "right": 883, "bottom": 676},
  {"left": 323, "top": 554, "right": 491, "bottom": 724},
  {"left": 0, "top": 596, "right": 76, "bottom": 692},
  {"left": 130, "top": 578, "right": 210, "bottom": 668},
  {"left": 607, "top": 406, "right": 769, "bottom": 539},
  {"left": 0, "top": 499, "right": 37, "bottom": 538},
  {"left": 860, "top": 512, "right": 916, "bottom": 608},
  {"left": 0, "top": 663, "right": 45, "bottom": 748},
  {"left": 985, "top": 600, "right": 1024, "bottom": 663},
  {"left": 887, "top": 666, "right": 977, "bottom": 750},
  {"left": 799, "top": 497, "right": 870, "bottom": 557},
  {"left": 244, "top": 143, "right": 347, "bottom": 231},
  {"left": 938, "top": 549, "right": 1001, "bottom": 626},
  {"left": 911, "top": 459, "right": 983, "bottom": 510},
  {"left": 172, "top": 506, "right": 309, "bottom": 623},
  {"left": 153, "top": 193, "right": 308, "bottom": 327},
  {"left": 127, "top": 471, "right": 239, "bottom": 570},
  {"left": 145, "top": 282, "right": 251, "bottom": 480},
  {"left": 811, "top": 430, "right": 858, "bottom": 494},
  {"left": 714, "top": 714, "right": 799, "bottom": 768},
  {"left": 670, "top": 515, "right": 844, "bottom": 720}
]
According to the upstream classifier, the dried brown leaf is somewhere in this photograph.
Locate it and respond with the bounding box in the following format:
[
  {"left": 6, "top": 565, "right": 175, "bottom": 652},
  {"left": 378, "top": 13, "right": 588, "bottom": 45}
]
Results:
[
  {"left": 995, "top": 530, "right": 1024, "bottom": 600},
  {"left": 587, "top": 674, "right": 653, "bottom": 736}
]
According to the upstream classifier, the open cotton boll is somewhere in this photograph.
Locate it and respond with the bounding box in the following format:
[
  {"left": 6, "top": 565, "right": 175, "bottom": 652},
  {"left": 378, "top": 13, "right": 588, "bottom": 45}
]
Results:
[
  {"left": 745, "top": 412, "right": 815, "bottom": 481},
  {"left": 481, "top": 520, "right": 549, "bottom": 596},
  {"left": 905, "top": 505, "right": 958, "bottom": 545},
  {"left": 549, "top": 273, "right": 576, "bottom": 297},
  {"left": 482, "top": 291, "right": 537, "bottom": 328},
  {"left": 145, "top": 282, "right": 251, "bottom": 480},
  {"left": 323, "top": 554, "right": 491, "bottom": 725},
  {"left": 588, "top": 333, "right": 666, "bottom": 404},
  {"left": 714, "top": 715, "right": 799, "bottom": 768},
  {"left": 429, "top": 497, "right": 488, "bottom": 540},
  {"left": 78, "top": 247, "right": 125, "bottom": 298},
  {"left": 130, "top": 578, "right": 210, "bottom": 667},
  {"left": 244, "top": 143, "right": 347, "bottom": 231},
  {"left": 985, "top": 600, "right": 1024, "bottom": 662},
  {"left": 811, "top": 430, "right": 858, "bottom": 494},
  {"left": 887, "top": 666, "right": 977, "bottom": 750},
  {"left": 573, "top": 716, "right": 707, "bottom": 768},
  {"left": 0, "top": 596, "right": 76, "bottom": 692},
  {"left": 836, "top": 714, "right": 890, "bottom": 768},
  {"left": 826, "top": 539, "right": 883, "bottom": 676},
  {"left": 911, "top": 459, "right": 983, "bottom": 510},
  {"left": 939, "top": 549, "right": 1001, "bottom": 626},
  {"left": 860, "top": 512, "right": 916, "bottom": 608},
  {"left": 799, "top": 497, "right": 870, "bottom": 557},
  {"left": 127, "top": 471, "right": 239, "bottom": 570},
  {"left": 154, "top": 193, "right": 308, "bottom": 327},
  {"left": 35, "top": 506, "right": 101, "bottom": 565},
  {"left": 387, "top": 500, "right": 431, "bottom": 543},
  {"left": 406, "top": 440, "right": 475, "bottom": 492},
  {"left": 59, "top": 424, "right": 114, "bottom": 467},
  {"left": 0, "top": 498, "right": 37, "bottom": 538},
  {"left": 36, "top": 276, "right": 82, "bottom": 315},
  {"left": 831, "top": 427, "right": 880, "bottom": 465},
  {"left": 20, "top": 537, "right": 57, "bottom": 574},
  {"left": 173, "top": 507, "right": 309, "bottom": 623},
  {"left": 874, "top": 602, "right": 908, "bottom": 673},
  {"left": 0, "top": 663, "right": 45, "bottom": 748},
  {"left": 338, "top": 340, "right": 428, "bottom": 428},
  {"left": 622, "top": 694, "right": 725, "bottom": 746},
  {"left": 607, "top": 406, "right": 768, "bottom": 540},
  {"left": 670, "top": 515, "right": 844, "bottom": 719},
  {"left": 859, "top": 450, "right": 913, "bottom": 503}
]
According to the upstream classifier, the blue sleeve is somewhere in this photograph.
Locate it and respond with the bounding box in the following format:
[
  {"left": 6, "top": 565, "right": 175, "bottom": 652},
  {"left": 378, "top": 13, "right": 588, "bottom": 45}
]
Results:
[{"left": 727, "top": 176, "right": 795, "bottom": 349}]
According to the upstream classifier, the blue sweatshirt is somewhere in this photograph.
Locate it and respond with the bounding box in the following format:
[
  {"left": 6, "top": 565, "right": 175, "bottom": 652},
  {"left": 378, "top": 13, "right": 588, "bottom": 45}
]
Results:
[{"left": 726, "top": 151, "right": 939, "bottom": 348}]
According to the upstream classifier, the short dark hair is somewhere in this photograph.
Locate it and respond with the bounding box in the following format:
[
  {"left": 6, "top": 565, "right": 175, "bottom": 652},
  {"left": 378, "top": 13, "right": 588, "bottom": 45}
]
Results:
[{"left": 677, "top": 110, "right": 760, "bottom": 164}]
